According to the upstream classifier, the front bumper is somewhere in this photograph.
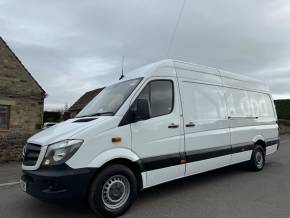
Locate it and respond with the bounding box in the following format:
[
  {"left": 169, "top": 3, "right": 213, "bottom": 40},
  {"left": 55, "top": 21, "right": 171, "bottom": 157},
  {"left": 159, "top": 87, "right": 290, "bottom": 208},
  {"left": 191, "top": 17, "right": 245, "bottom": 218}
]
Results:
[{"left": 21, "top": 165, "right": 97, "bottom": 200}]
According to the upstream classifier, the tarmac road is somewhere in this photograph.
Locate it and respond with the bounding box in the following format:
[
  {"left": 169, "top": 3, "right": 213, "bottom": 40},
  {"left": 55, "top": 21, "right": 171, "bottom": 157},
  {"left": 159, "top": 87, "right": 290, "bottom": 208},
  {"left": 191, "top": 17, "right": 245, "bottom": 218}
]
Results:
[{"left": 0, "top": 134, "right": 290, "bottom": 218}]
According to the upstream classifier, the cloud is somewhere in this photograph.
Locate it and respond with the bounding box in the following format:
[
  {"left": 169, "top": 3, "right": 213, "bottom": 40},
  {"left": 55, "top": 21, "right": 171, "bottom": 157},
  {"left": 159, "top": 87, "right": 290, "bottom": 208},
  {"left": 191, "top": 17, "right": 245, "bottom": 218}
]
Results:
[{"left": 0, "top": 0, "right": 290, "bottom": 110}]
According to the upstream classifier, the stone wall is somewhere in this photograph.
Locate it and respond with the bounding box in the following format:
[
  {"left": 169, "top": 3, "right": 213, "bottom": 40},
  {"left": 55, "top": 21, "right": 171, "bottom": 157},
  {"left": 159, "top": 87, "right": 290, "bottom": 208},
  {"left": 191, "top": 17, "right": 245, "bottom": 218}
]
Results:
[
  {"left": 0, "top": 133, "right": 30, "bottom": 161},
  {"left": 0, "top": 37, "right": 45, "bottom": 161},
  {"left": 0, "top": 97, "right": 43, "bottom": 161}
]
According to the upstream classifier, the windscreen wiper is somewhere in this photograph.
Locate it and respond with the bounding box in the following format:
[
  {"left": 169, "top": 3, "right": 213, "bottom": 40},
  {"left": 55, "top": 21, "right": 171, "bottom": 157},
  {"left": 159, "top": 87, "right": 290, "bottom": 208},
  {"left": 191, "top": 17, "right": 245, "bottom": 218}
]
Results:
[
  {"left": 90, "top": 112, "right": 114, "bottom": 116},
  {"left": 77, "top": 112, "right": 114, "bottom": 118}
]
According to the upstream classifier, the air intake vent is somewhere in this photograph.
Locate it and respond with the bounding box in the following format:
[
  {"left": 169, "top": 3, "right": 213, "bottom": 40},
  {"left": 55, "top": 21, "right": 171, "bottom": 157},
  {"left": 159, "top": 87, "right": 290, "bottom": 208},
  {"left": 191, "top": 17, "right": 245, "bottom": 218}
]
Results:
[
  {"left": 73, "top": 118, "right": 97, "bottom": 123},
  {"left": 23, "top": 143, "right": 41, "bottom": 166}
]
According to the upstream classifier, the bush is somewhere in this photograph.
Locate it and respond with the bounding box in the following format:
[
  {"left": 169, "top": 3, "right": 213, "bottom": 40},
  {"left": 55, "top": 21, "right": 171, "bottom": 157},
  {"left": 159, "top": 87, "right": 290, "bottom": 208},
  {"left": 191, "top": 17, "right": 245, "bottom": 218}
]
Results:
[
  {"left": 279, "top": 119, "right": 290, "bottom": 127},
  {"left": 274, "top": 99, "right": 290, "bottom": 121}
]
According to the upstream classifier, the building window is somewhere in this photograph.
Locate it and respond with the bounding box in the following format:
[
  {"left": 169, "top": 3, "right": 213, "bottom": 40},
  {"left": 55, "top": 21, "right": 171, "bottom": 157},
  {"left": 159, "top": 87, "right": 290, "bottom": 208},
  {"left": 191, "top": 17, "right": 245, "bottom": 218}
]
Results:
[{"left": 0, "top": 105, "right": 10, "bottom": 130}]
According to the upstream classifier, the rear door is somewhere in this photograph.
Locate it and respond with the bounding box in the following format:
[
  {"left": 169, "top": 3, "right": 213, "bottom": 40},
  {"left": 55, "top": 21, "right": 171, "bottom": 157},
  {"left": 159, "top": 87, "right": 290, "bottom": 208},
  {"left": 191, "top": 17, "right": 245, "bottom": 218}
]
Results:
[{"left": 179, "top": 79, "right": 231, "bottom": 176}]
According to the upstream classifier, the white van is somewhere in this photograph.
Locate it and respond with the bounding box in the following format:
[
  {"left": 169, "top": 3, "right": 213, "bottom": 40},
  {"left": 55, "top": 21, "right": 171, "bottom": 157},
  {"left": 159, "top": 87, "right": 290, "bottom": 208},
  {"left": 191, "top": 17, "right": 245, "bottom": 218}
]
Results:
[{"left": 21, "top": 60, "right": 279, "bottom": 217}]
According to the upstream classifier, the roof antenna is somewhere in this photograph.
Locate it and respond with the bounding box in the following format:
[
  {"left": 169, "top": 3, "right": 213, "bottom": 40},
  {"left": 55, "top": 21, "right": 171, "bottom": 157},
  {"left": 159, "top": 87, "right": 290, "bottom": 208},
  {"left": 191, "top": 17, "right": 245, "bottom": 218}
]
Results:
[{"left": 119, "top": 56, "right": 125, "bottom": 80}]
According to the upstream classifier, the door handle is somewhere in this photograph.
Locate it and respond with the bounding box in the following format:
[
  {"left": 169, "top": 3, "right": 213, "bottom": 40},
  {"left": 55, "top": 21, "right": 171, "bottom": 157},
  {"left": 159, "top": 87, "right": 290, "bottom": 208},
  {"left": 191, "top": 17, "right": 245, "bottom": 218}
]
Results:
[
  {"left": 168, "top": 123, "right": 179, "bottom": 128},
  {"left": 185, "top": 122, "right": 195, "bottom": 127}
]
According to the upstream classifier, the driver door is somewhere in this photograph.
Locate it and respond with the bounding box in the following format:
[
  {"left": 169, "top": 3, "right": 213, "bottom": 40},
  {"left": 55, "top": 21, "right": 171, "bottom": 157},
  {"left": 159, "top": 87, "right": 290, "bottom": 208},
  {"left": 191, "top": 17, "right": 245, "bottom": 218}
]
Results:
[{"left": 130, "top": 77, "right": 185, "bottom": 187}]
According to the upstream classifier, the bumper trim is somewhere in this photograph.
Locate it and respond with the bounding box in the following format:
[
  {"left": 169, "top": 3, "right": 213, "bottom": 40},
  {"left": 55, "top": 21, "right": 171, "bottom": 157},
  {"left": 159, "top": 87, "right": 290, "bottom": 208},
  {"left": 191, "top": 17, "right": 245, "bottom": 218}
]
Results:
[{"left": 22, "top": 165, "right": 97, "bottom": 200}]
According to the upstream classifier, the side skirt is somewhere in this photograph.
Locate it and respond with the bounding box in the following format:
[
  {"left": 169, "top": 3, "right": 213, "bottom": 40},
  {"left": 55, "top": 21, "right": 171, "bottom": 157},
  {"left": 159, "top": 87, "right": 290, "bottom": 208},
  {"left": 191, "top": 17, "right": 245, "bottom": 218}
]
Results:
[{"left": 140, "top": 139, "right": 279, "bottom": 189}]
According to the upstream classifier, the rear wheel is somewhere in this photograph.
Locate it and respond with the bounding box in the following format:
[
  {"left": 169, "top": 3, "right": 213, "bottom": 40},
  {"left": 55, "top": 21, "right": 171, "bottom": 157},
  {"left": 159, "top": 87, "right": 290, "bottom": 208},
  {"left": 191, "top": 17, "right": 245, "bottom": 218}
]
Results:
[
  {"left": 249, "top": 145, "right": 265, "bottom": 171},
  {"left": 88, "top": 164, "right": 138, "bottom": 218}
]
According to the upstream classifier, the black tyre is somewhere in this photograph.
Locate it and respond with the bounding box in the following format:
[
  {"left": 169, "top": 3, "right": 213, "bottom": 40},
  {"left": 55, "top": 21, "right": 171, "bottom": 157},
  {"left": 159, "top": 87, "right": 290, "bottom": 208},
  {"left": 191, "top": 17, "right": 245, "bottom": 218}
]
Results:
[
  {"left": 249, "top": 145, "right": 265, "bottom": 171},
  {"left": 88, "top": 164, "right": 138, "bottom": 218}
]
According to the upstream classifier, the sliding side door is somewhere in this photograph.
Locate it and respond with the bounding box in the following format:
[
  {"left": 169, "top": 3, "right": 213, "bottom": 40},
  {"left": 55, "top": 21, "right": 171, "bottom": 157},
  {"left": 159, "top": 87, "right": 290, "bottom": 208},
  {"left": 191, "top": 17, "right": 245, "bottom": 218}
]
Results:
[{"left": 179, "top": 80, "right": 231, "bottom": 176}]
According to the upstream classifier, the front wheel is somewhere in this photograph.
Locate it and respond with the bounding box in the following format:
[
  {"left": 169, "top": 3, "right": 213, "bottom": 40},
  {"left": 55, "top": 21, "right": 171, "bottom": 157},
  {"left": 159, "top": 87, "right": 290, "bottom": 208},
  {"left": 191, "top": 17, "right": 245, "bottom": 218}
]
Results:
[
  {"left": 88, "top": 164, "right": 138, "bottom": 218},
  {"left": 248, "top": 145, "right": 265, "bottom": 171}
]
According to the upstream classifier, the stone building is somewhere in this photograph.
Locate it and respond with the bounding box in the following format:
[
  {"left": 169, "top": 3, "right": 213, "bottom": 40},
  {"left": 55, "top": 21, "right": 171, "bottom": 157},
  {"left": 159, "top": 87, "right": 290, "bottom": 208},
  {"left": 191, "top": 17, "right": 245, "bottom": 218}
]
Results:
[
  {"left": 68, "top": 87, "right": 103, "bottom": 117},
  {"left": 0, "top": 37, "right": 46, "bottom": 161}
]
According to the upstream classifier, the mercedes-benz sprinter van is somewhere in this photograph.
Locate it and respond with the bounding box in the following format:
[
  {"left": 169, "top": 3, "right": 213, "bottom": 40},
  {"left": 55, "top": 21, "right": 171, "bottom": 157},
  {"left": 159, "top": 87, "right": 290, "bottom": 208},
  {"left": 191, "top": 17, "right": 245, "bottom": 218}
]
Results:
[{"left": 21, "top": 60, "right": 279, "bottom": 217}]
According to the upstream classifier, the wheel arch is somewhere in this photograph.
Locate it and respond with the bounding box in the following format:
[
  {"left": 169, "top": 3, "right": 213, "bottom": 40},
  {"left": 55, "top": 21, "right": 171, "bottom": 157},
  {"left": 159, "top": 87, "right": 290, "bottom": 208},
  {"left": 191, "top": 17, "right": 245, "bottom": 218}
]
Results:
[
  {"left": 87, "top": 148, "right": 145, "bottom": 190},
  {"left": 252, "top": 135, "right": 266, "bottom": 151}
]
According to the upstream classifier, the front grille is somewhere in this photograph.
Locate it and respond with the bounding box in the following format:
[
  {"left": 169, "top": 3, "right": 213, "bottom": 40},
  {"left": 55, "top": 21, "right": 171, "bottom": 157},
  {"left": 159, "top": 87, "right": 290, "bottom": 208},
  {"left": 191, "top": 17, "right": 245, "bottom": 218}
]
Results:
[{"left": 23, "top": 143, "right": 41, "bottom": 166}]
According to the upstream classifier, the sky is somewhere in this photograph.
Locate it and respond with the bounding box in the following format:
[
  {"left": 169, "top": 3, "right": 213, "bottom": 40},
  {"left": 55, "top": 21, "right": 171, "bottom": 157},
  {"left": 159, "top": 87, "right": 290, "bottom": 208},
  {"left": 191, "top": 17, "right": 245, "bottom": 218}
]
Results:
[{"left": 0, "top": 0, "right": 290, "bottom": 110}]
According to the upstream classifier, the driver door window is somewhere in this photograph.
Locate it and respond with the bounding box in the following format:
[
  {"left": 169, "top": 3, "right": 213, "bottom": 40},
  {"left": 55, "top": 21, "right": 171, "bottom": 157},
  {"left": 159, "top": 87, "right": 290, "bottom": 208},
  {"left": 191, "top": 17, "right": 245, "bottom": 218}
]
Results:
[{"left": 134, "top": 80, "right": 173, "bottom": 118}]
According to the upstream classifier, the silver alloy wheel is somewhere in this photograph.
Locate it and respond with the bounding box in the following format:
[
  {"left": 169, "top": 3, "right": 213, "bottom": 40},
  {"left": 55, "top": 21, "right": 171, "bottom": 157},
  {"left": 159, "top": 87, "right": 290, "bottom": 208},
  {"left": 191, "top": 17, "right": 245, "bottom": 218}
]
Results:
[
  {"left": 255, "top": 150, "right": 264, "bottom": 169},
  {"left": 101, "top": 175, "right": 130, "bottom": 210}
]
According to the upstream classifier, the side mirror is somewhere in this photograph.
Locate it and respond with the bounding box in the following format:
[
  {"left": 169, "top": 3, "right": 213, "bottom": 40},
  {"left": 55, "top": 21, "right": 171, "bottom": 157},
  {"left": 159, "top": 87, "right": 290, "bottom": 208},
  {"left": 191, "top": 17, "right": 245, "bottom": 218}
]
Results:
[{"left": 135, "top": 99, "right": 150, "bottom": 121}]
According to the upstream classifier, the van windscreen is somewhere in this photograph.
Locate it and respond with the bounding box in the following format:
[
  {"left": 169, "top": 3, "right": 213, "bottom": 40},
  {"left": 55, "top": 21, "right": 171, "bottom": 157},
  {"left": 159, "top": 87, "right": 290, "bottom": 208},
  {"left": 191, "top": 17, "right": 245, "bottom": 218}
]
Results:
[{"left": 76, "top": 78, "right": 142, "bottom": 117}]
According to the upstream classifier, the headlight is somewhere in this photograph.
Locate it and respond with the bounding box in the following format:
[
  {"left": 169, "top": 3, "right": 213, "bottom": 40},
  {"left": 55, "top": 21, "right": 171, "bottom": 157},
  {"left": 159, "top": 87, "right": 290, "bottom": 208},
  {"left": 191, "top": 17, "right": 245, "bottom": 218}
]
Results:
[{"left": 42, "top": 139, "right": 83, "bottom": 166}]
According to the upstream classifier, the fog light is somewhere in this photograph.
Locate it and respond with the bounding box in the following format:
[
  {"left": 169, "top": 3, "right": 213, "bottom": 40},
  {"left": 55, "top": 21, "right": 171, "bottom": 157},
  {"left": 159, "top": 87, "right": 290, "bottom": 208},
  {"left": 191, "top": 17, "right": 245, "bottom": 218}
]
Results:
[{"left": 44, "top": 159, "right": 50, "bottom": 165}]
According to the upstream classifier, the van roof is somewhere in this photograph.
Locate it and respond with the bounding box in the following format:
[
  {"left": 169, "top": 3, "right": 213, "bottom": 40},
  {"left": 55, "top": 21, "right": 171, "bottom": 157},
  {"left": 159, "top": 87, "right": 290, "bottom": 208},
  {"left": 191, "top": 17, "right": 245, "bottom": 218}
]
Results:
[{"left": 126, "top": 59, "right": 270, "bottom": 93}]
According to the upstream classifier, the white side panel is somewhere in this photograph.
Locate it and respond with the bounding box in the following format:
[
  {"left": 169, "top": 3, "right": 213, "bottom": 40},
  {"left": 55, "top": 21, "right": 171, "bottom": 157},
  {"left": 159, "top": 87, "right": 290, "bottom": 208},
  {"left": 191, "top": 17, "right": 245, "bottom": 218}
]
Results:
[
  {"left": 224, "top": 86, "right": 278, "bottom": 164},
  {"left": 231, "top": 151, "right": 252, "bottom": 165},
  {"left": 186, "top": 155, "right": 231, "bottom": 176},
  {"left": 182, "top": 128, "right": 230, "bottom": 151},
  {"left": 266, "top": 144, "right": 278, "bottom": 155},
  {"left": 262, "top": 124, "right": 279, "bottom": 141},
  {"left": 146, "top": 165, "right": 185, "bottom": 188},
  {"left": 230, "top": 126, "right": 260, "bottom": 144}
]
